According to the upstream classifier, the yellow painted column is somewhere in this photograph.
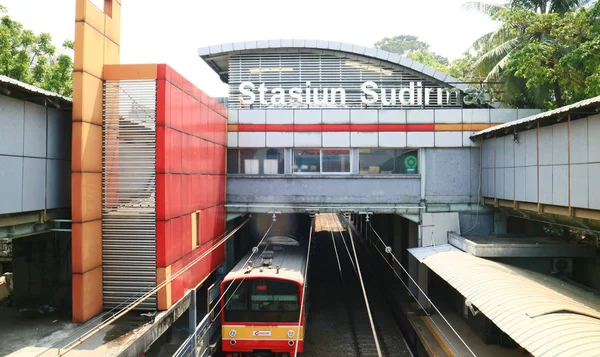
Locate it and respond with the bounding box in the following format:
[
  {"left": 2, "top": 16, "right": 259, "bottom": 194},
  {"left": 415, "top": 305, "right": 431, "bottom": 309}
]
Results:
[{"left": 72, "top": 0, "right": 121, "bottom": 323}]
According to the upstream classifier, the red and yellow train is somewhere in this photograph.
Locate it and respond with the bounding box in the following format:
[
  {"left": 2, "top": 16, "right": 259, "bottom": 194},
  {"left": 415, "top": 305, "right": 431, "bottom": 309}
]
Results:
[{"left": 221, "top": 235, "right": 308, "bottom": 357}]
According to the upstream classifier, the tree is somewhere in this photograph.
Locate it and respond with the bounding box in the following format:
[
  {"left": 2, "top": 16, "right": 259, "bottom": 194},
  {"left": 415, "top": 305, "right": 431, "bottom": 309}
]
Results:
[
  {"left": 374, "top": 35, "right": 430, "bottom": 56},
  {"left": 462, "top": 0, "right": 598, "bottom": 107},
  {"left": 0, "top": 4, "right": 73, "bottom": 96}
]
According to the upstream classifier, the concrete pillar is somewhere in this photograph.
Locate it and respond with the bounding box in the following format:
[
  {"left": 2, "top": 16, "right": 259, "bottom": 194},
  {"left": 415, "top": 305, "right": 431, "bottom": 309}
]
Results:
[
  {"left": 418, "top": 264, "right": 431, "bottom": 311},
  {"left": 408, "top": 221, "right": 420, "bottom": 297},
  {"left": 72, "top": 0, "right": 122, "bottom": 323},
  {"left": 494, "top": 212, "right": 508, "bottom": 234}
]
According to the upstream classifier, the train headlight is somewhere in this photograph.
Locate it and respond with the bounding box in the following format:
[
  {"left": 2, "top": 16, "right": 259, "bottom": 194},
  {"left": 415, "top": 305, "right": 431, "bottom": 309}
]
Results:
[
  {"left": 229, "top": 329, "right": 237, "bottom": 337},
  {"left": 287, "top": 330, "right": 295, "bottom": 338},
  {"left": 230, "top": 339, "right": 237, "bottom": 346}
]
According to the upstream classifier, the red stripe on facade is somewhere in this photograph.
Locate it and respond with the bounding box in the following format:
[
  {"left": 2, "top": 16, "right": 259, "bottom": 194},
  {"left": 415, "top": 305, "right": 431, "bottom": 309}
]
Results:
[{"left": 231, "top": 123, "right": 439, "bottom": 132}]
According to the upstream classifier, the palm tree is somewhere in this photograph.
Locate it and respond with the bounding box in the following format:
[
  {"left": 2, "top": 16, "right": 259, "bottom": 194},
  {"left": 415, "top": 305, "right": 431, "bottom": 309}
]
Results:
[{"left": 463, "top": 0, "right": 596, "bottom": 107}]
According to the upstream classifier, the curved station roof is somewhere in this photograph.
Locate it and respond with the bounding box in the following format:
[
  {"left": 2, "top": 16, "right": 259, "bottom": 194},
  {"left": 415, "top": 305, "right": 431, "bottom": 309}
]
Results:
[{"left": 198, "top": 39, "right": 469, "bottom": 92}]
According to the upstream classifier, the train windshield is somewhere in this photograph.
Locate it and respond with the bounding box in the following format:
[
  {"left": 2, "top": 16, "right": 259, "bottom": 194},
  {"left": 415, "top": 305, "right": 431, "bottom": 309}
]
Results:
[{"left": 224, "top": 279, "right": 300, "bottom": 322}]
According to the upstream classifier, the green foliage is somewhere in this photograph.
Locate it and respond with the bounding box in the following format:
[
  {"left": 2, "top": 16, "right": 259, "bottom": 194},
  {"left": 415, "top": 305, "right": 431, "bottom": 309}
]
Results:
[
  {"left": 464, "top": 0, "right": 600, "bottom": 108},
  {"left": 407, "top": 50, "right": 450, "bottom": 72},
  {"left": 374, "top": 35, "right": 430, "bottom": 56},
  {"left": 0, "top": 4, "right": 73, "bottom": 96}
]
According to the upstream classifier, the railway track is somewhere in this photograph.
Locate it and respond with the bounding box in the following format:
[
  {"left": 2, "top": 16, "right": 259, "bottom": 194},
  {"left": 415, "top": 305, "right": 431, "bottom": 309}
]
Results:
[{"left": 303, "top": 214, "right": 411, "bottom": 357}]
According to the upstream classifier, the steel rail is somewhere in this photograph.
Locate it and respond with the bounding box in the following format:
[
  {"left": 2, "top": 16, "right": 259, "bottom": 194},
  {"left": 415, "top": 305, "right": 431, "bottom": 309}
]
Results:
[
  {"left": 57, "top": 217, "right": 250, "bottom": 356},
  {"left": 368, "top": 223, "right": 477, "bottom": 357},
  {"left": 294, "top": 217, "right": 314, "bottom": 357}
]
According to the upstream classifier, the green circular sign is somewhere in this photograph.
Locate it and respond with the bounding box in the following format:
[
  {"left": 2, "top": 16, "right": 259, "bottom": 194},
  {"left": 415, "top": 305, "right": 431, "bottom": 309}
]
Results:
[{"left": 404, "top": 155, "right": 418, "bottom": 169}]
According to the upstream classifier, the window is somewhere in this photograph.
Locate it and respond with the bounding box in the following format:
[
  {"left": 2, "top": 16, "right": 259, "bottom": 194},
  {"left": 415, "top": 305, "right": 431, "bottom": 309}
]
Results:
[
  {"left": 223, "top": 279, "right": 300, "bottom": 322},
  {"left": 293, "top": 149, "right": 320, "bottom": 173},
  {"left": 293, "top": 149, "right": 351, "bottom": 174},
  {"left": 227, "top": 149, "right": 284, "bottom": 175},
  {"left": 359, "top": 149, "right": 419, "bottom": 174}
]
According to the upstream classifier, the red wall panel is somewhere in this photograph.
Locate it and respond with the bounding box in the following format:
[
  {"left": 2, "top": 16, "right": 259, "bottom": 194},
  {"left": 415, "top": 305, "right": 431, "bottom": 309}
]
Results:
[{"left": 155, "top": 65, "right": 228, "bottom": 310}]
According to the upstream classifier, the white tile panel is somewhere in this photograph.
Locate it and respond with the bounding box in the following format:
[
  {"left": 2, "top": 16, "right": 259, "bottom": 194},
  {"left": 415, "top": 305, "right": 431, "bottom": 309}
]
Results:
[
  {"left": 514, "top": 135, "right": 526, "bottom": 167},
  {"left": 238, "top": 109, "right": 266, "bottom": 124},
  {"left": 238, "top": 132, "right": 266, "bottom": 147},
  {"left": 495, "top": 137, "right": 505, "bottom": 168},
  {"left": 462, "top": 132, "right": 478, "bottom": 147},
  {"left": 588, "top": 114, "right": 600, "bottom": 163},
  {"left": 294, "top": 110, "right": 321, "bottom": 124},
  {"left": 524, "top": 129, "right": 538, "bottom": 166},
  {"left": 496, "top": 168, "right": 505, "bottom": 199},
  {"left": 407, "top": 110, "right": 434, "bottom": 124},
  {"left": 482, "top": 168, "right": 491, "bottom": 197},
  {"left": 491, "top": 109, "right": 518, "bottom": 124},
  {"left": 504, "top": 135, "right": 514, "bottom": 168},
  {"left": 570, "top": 164, "right": 588, "bottom": 208},
  {"left": 322, "top": 110, "right": 350, "bottom": 124},
  {"left": 434, "top": 132, "right": 462, "bottom": 147},
  {"left": 350, "top": 110, "right": 378, "bottom": 124},
  {"left": 538, "top": 125, "right": 553, "bottom": 166},
  {"left": 378, "top": 110, "right": 406, "bottom": 124},
  {"left": 378, "top": 132, "right": 407, "bottom": 147},
  {"left": 351, "top": 132, "right": 378, "bottom": 147},
  {"left": 407, "top": 132, "right": 434, "bottom": 147},
  {"left": 266, "top": 109, "right": 294, "bottom": 124},
  {"left": 517, "top": 109, "right": 542, "bottom": 119},
  {"left": 515, "top": 167, "right": 526, "bottom": 201},
  {"left": 294, "top": 132, "right": 322, "bottom": 147},
  {"left": 504, "top": 167, "right": 514, "bottom": 200},
  {"left": 539, "top": 166, "right": 553, "bottom": 204},
  {"left": 0, "top": 95, "right": 24, "bottom": 156},
  {"left": 23, "top": 102, "right": 47, "bottom": 158},
  {"left": 570, "top": 118, "right": 588, "bottom": 164},
  {"left": 322, "top": 132, "right": 350, "bottom": 147},
  {"left": 552, "top": 122, "right": 568, "bottom": 165},
  {"left": 525, "top": 166, "right": 538, "bottom": 203},
  {"left": 552, "top": 165, "right": 568, "bottom": 206},
  {"left": 227, "top": 132, "right": 238, "bottom": 147},
  {"left": 228, "top": 109, "right": 239, "bottom": 124},
  {"left": 267, "top": 132, "right": 294, "bottom": 147},
  {"left": 434, "top": 109, "right": 462, "bottom": 124},
  {"left": 0, "top": 155, "right": 23, "bottom": 213},
  {"left": 22, "top": 158, "right": 45, "bottom": 211},
  {"left": 482, "top": 140, "right": 493, "bottom": 169},
  {"left": 462, "top": 109, "right": 490, "bottom": 124},
  {"left": 589, "top": 163, "right": 600, "bottom": 209}
]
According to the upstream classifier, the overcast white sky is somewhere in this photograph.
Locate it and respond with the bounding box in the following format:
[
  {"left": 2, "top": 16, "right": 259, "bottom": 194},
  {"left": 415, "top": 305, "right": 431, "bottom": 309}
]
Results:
[{"left": 2, "top": 0, "right": 502, "bottom": 97}]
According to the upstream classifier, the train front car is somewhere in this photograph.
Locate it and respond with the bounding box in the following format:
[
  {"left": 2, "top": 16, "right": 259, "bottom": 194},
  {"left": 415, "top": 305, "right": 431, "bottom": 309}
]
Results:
[{"left": 221, "top": 236, "right": 307, "bottom": 357}]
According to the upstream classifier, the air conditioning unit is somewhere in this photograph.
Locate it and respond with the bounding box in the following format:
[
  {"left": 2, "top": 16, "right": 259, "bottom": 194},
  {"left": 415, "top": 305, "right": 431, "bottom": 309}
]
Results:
[{"left": 553, "top": 258, "right": 573, "bottom": 275}]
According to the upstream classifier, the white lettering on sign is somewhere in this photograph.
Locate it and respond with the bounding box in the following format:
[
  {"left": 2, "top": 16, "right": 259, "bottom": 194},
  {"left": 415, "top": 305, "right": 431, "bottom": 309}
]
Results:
[
  {"left": 238, "top": 81, "right": 461, "bottom": 106},
  {"left": 253, "top": 330, "right": 272, "bottom": 337}
]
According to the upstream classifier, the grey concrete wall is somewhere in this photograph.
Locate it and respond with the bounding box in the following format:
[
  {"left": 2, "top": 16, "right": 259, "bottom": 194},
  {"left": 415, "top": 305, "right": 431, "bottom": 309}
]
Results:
[
  {"left": 227, "top": 175, "right": 421, "bottom": 205},
  {"left": 0, "top": 95, "right": 71, "bottom": 214},
  {"left": 425, "top": 148, "right": 480, "bottom": 204},
  {"left": 481, "top": 114, "right": 600, "bottom": 210}
]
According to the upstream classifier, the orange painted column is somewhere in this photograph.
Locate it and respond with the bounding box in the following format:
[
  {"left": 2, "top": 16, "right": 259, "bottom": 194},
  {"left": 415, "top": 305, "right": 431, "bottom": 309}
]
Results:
[{"left": 72, "top": 0, "right": 121, "bottom": 323}]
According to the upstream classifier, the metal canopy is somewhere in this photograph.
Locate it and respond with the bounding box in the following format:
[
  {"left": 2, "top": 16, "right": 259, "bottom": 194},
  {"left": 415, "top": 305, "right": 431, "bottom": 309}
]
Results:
[
  {"left": 198, "top": 39, "right": 469, "bottom": 91},
  {"left": 0, "top": 75, "right": 72, "bottom": 108},
  {"left": 407, "top": 244, "right": 461, "bottom": 262},
  {"left": 471, "top": 95, "right": 600, "bottom": 140},
  {"left": 422, "top": 250, "right": 600, "bottom": 357}
]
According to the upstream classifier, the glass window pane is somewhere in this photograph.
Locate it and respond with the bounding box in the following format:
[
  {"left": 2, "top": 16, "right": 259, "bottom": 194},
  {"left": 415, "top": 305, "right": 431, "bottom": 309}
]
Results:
[
  {"left": 322, "top": 149, "right": 350, "bottom": 173},
  {"left": 240, "top": 149, "right": 261, "bottom": 174},
  {"left": 396, "top": 149, "right": 419, "bottom": 174},
  {"left": 265, "top": 149, "right": 284, "bottom": 174},
  {"left": 227, "top": 149, "right": 239, "bottom": 174},
  {"left": 359, "top": 149, "right": 394, "bottom": 174},
  {"left": 294, "top": 149, "right": 320, "bottom": 173}
]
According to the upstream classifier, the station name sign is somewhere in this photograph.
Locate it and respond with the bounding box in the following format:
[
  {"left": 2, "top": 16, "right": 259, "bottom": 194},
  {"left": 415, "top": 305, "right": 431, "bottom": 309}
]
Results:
[{"left": 238, "top": 81, "right": 461, "bottom": 106}]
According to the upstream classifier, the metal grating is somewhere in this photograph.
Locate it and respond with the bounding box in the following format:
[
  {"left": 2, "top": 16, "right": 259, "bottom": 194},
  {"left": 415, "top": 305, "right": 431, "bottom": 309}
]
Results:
[
  {"left": 228, "top": 51, "right": 461, "bottom": 109},
  {"left": 102, "top": 80, "right": 157, "bottom": 310}
]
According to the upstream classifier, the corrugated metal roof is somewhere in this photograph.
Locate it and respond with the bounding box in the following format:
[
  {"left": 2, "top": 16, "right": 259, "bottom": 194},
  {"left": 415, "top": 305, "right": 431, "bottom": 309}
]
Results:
[
  {"left": 197, "top": 39, "right": 469, "bottom": 91},
  {"left": 0, "top": 74, "right": 72, "bottom": 105},
  {"left": 423, "top": 251, "right": 600, "bottom": 357},
  {"left": 471, "top": 95, "right": 600, "bottom": 139},
  {"left": 407, "top": 244, "right": 462, "bottom": 262}
]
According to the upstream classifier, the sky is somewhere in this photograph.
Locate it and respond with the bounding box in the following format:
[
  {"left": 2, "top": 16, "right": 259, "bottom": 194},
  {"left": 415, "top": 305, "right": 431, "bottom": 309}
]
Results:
[{"left": 2, "top": 0, "right": 503, "bottom": 97}]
